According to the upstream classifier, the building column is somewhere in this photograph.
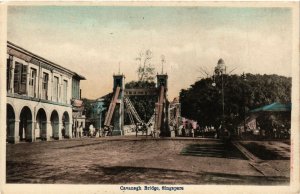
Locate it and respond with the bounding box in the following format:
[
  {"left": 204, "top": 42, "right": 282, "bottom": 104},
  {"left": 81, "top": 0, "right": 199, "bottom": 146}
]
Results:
[
  {"left": 32, "top": 120, "right": 37, "bottom": 142},
  {"left": 38, "top": 63, "right": 43, "bottom": 99},
  {"left": 38, "top": 73, "right": 42, "bottom": 99},
  {"left": 8, "top": 119, "right": 20, "bottom": 144},
  {"left": 67, "top": 121, "right": 73, "bottom": 138},
  {"left": 45, "top": 121, "right": 51, "bottom": 141},
  {"left": 35, "top": 68, "right": 39, "bottom": 98},
  {"left": 59, "top": 75, "right": 62, "bottom": 103},
  {"left": 26, "top": 63, "right": 30, "bottom": 96},
  {"left": 57, "top": 122, "right": 63, "bottom": 140},
  {"left": 10, "top": 58, "right": 15, "bottom": 93},
  {"left": 50, "top": 71, "right": 53, "bottom": 101}
]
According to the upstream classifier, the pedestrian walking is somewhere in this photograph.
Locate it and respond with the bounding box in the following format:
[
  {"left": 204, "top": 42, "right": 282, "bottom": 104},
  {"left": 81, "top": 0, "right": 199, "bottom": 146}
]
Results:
[
  {"left": 62, "top": 126, "right": 65, "bottom": 139},
  {"left": 76, "top": 126, "right": 79, "bottom": 138},
  {"left": 191, "top": 128, "right": 195, "bottom": 138},
  {"left": 142, "top": 123, "right": 145, "bottom": 136},
  {"left": 79, "top": 124, "right": 83, "bottom": 138},
  {"left": 149, "top": 123, "right": 154, "bottom": 137},
  {"left": 99, "top": 127, "right": 102, "bottom": 137},
  {"left": 156, "top": 130, "right": 160, "bottom": 138},
  {"left": 273, "top": 127, "right": 277, "bottom": 139},
  {"left": 135, "top": 123, "right": 139, "bottom": 137},
  {"left": 109, "top": 125, "right": 113, "bottom": 136},
  {"left": 92, "top": 127, "right": 96, "bottom": 137},
  {"left": 182, "top": 126, "right": 186, "bottom": 137},
  {"left": 143, "top": 123, "right": 148, "bottom": 137},
  {"left": 72, "top": 126, "right": 75, "bottom": 138},
  {"left": 89, "top": 124, "right": 94, "bottom": 137},
  {"left": 103, "top": 126, "right": 108, "bottom": 137}
]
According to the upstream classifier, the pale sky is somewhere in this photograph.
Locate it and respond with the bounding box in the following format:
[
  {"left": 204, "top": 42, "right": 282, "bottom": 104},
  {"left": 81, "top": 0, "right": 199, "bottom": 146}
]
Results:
[{"left": 8, "top": 6, "right": 292, "bottom": 100}]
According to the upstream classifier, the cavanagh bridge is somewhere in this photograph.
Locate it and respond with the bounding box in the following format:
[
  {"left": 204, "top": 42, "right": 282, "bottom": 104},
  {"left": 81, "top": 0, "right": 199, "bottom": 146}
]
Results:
[{"left": 103, "top": 73, "right": 181, "bottom": 137}]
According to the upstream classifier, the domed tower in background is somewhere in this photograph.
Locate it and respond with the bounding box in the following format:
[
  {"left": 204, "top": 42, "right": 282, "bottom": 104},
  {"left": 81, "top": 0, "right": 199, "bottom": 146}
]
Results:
[{"left": 215, "top": 58, "right": 227, "bottom": 75}]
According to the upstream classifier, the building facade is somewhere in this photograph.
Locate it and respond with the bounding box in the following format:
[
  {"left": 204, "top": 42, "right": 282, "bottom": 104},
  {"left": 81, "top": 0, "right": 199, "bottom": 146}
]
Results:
[{"left": 6, "top": 41, "right": 85, "bottom": 143}]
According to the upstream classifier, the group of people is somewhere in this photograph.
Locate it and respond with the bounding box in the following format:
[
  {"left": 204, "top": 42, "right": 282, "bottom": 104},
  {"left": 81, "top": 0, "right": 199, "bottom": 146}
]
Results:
[
  {"left": 177, "top": 125, "right": 198, "bottom": 138},
  {"left": 134, "top": 122, "right": 159, "bottom": 138},
  {"left": 72, "top": 124, "right": 84, "bottom": 138},
  {"left": 87, "top": 124, "right": 113, "bottom": 137},
  {"left": 66, "top": 122, "right": 162, "bottom": 138},
  {"left": 271, "top": 127, "right": 290, "bottom": 139},
  {"left": 239, "top": 123, "right": 290, "bottom": 140}
]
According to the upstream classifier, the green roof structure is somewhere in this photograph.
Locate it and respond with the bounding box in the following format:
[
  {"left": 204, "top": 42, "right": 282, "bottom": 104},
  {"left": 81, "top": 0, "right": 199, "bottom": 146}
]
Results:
[{"left": 250, "top": 102, "right": 291, "bottom": 113}]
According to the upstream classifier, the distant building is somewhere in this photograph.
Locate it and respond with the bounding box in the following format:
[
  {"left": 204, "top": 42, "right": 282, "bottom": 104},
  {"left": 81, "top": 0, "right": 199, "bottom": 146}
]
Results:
[
  {"left": 85, "top": 97, "right": 107, "bottom": 130},
  {"left": 71, "top": 73, "right": 86, "bottom": 134},
  {"left": 6, "top": 41, "right": 85, "bottom": 143},
  {"left": 237, "top": 115, "right": 258, "bottom": 135}
]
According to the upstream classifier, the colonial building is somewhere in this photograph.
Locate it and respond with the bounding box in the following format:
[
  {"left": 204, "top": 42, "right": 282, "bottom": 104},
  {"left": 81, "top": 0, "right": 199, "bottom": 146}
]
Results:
[{"left": 6, "top": 41, "right": 85, "bottom": 143}]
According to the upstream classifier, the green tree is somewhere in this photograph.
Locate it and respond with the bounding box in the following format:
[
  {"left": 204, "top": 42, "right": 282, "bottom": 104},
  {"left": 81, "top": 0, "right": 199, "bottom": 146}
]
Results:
[{"left": 180, "top": 74, "right": 291, "bottom": 130}]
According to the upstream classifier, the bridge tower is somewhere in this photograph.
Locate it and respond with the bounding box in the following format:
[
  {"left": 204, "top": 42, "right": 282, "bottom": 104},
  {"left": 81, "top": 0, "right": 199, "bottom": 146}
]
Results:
[
  {"left": 156, "top": 74, "right": 168, "bottom": 89},
  {"left": 155, "top": 73, "right": 170, "bottom": 137},
  {"left": 103, "top": 74, "right": 125, "bottom": 135},
  {"left": 112, "top": 74, "right": 125, "bottom": 135}
]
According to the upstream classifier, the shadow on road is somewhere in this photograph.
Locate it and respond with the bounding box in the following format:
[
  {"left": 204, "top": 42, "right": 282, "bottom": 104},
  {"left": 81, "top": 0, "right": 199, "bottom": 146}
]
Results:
[
  {"left": 181, "top": 142, "right": 247, "bottom": 160},
  {"left": 89, "top": 165, "right": 289, "bottom": 185},
  {"left": 241, "top": 142, "right": 289, "bottom": 160},
  {"left": 6, "top": 161, "right": 289, "bottom": 185}
]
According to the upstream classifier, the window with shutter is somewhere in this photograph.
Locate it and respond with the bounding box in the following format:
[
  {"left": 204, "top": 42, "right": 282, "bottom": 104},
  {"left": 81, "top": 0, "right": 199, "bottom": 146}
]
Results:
[
  {"left": 53, "top": 76, "right": 59, "bottom": 102},
  {"left": 14, "top": 62, "right": 22, "bottom": 94},
  {"left": 42, "top": 72, "right": 49, "bottom": 100},
  {"left": 6, "top": 58, "right": 11, "bottom": 91},
  {"left": 63, "top": 80, "right": 68, "bottom": 103},
  {"left": 20, "top": 65, "right": 28, "bottom": 94},
  {"left": 29, "top": 68, "right": 37, "bottom": 97}
]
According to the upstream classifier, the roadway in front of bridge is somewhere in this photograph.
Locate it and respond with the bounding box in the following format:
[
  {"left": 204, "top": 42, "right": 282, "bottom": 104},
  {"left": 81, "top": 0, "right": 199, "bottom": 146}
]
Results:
[{"left": 6, "top": 136, "right": 290, "bottom": 185}]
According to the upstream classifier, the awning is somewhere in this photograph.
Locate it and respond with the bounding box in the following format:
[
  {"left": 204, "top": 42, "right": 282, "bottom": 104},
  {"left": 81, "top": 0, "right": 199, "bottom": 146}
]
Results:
[
  {"left": 249, "top": 102, "right": 291, "bottom": 113},
  {"left": 72, "top": 99, "right": 83, "bottom": 107}
]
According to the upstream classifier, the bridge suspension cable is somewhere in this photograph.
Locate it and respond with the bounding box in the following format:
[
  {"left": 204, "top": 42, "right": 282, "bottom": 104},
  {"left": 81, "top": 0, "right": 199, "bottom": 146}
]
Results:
[
  {"left": 147, "top": 114, "right": 155, "bottom": 126},
  {"left": 124, "top": 96, "right": 143, "bottom": 124}
]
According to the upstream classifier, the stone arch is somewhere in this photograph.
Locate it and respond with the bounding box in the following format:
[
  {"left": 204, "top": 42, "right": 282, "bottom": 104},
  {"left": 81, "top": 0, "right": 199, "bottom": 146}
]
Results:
[
  {"left": 36, "top": 108, "right": 47, "bottom": 140},
  {"left": 6, "top": 104, "right": 15, "bottom": 142},
  {"left": 51, "top": 110, "right": 60, "bottom": 139},
  {"left": 62, "top": 111, "right": 70, "bottom": 138},
  {"left": 19, "top": 106, "right": 33, "bottom": 142}
]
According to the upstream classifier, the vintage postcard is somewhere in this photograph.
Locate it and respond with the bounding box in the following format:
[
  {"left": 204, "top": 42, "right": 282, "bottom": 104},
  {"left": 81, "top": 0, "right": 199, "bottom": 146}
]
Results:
[{"left": 0, "top": 1, "right": 299, "bottom": 194}]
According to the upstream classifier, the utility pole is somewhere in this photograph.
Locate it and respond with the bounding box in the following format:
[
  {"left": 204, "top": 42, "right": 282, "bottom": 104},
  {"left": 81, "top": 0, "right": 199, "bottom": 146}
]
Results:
[
  {"left": 161, "top": 55, "right": 165, "bottom": 74},
  {"left": 221, "top": 73, "right": 225, "bottom": 124},
  {"left": 242, "top": 72, "right": 247, "bottom": 137},
  {"left": 212, "top": 58, "right": 226, "bottom": 138}
]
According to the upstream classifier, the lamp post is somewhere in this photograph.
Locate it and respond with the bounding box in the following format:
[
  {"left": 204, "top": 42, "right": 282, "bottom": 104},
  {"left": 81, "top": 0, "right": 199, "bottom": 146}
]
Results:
[
  {"left": 212, "top": 59, "right": 226, "bottom": 136},
  {"left": 241, "top": 72, "right": 247, "bottom": 137},
  {"left": 96, "top": 99, "right": 106, "bottom": 135}
]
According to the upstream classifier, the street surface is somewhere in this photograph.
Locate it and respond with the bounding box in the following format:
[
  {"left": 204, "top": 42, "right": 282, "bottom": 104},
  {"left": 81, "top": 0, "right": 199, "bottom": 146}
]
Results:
[{"left": 6, "top": 137, "right": 290, "bottom": 184}]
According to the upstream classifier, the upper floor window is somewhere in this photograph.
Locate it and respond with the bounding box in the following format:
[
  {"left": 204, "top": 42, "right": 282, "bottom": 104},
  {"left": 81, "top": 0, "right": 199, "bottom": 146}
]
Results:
[
  {"left": 63, "top": 80, "right": 68, "bottom": 104},
  {"left": 42, "top": 72, "right": 49, "bottom": 100},
  {"left": 72, "top": 79, "right": 80, "bottom": 99},
  {"left": 14, "top": 62, "right": 27, "bottom": 95},
  {"left": 53, "top": 76, "right": 59, "bottom": 102},
  {"left": 28, "top": 68, "right": 37, "bottom": 97},
  {"left": 6, "top": 57, "right": 12, "bottom": 92}
]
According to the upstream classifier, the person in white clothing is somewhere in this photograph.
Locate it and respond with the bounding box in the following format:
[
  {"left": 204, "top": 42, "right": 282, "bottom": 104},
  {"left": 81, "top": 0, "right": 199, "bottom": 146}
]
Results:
[{"left": 89, "top": 124, "right": 94, "bottom": 137}]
